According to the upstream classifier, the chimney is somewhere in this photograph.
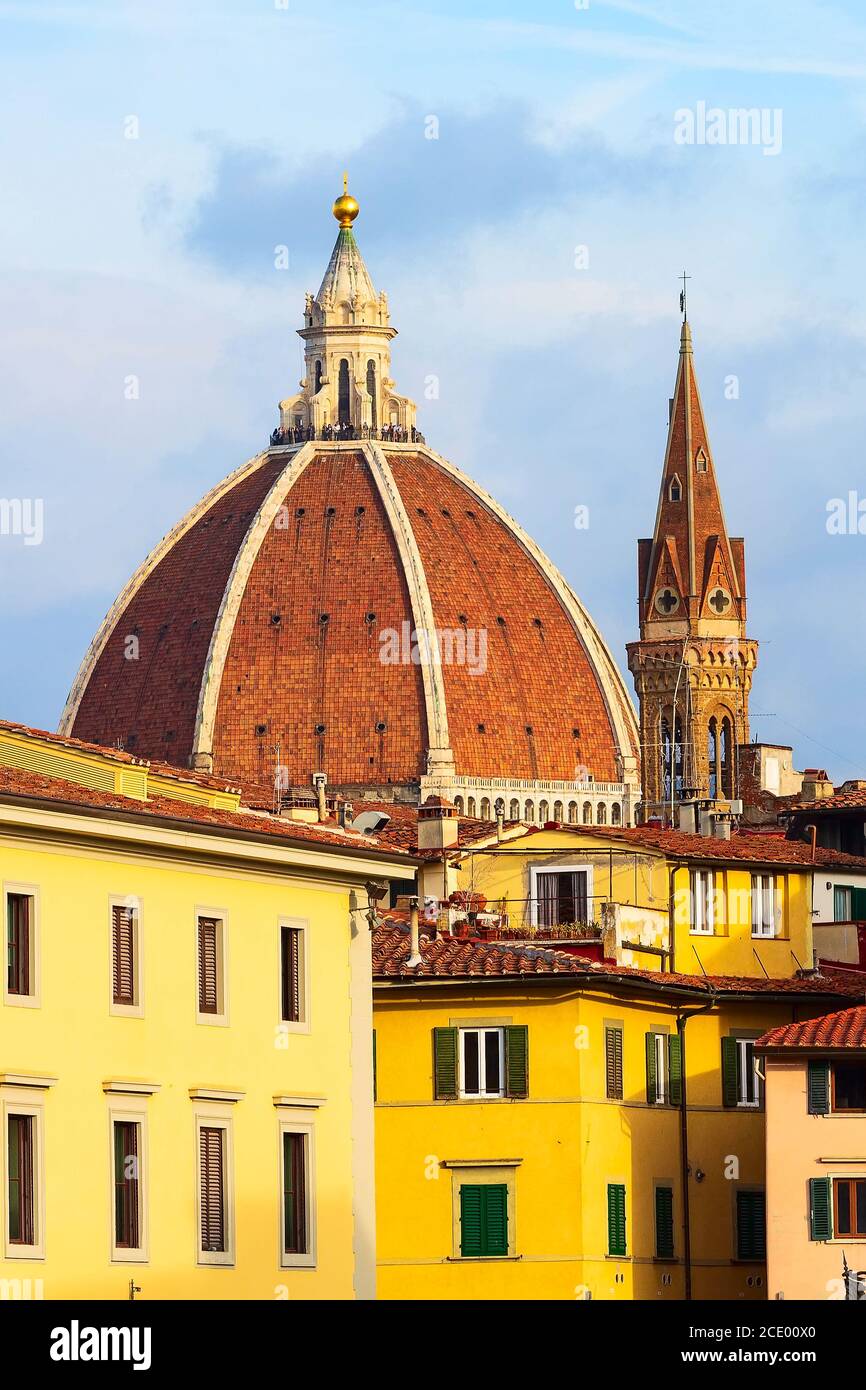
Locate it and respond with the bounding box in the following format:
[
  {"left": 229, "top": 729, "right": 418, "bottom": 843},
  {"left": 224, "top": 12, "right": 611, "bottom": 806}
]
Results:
[
  {"left": 677, "top": 801, "right": 699, "bottom": 835},
  {"left": 713, "top": 813, "right": 732, "bottom": 840},
  {"left": 407, "top": 897, "right": 422, "bottom": 967},
  {"left": 417, "top": 794, "right": 459, "bottom": 851},
  {"left": 312, "top": 772, "right": 327, "bottom": 822},
  {"left": 338, "top": 800, "right": 354, "bottom": 829},
  {"left": 699, "top": 807, "right": 713, "bottom": 838}
]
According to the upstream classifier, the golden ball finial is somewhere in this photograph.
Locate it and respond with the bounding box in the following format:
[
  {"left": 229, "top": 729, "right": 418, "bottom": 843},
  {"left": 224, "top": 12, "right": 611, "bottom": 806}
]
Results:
[{"left": 332, "top": 171, "right": 359, "bottom": 228}]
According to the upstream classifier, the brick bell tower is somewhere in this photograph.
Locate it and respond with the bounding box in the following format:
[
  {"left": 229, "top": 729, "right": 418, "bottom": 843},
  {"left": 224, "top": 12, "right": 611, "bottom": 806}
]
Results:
[{"left": 626, "top": 315, "right": 758, "bottom": 819}]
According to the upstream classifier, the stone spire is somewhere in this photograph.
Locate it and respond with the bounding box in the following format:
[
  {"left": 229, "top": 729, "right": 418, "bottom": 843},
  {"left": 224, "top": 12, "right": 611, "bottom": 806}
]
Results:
[
  {"left": 626, "top": 319, "right": 758, "bottom": 815},
  {"left": 278, "top": 178, "right": 416, "bottom": 438}
]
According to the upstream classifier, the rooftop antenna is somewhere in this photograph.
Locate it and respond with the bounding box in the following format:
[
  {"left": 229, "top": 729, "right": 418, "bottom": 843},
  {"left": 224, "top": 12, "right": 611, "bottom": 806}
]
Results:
[{"left": 679, "top": 271, "right": 691, "bottom": 320}]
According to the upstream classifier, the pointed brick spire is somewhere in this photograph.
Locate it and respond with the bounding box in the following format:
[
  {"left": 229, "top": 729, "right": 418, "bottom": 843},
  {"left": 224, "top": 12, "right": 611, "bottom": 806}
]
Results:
[{"left": 637, "top": 319, "right": 746, "bottom": 636}]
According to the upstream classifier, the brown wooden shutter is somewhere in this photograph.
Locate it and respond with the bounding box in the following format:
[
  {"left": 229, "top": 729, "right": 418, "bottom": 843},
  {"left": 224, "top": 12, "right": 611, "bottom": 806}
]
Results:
[
  {"left": 283, "top": 1131, "right": 307, "bottom": 1255},
  {"left": 199, "top": 1126, "right": 225, "bottom": 1252},
  {"left": 198, "top": 917, "right": 219, "bottom": 1014},
  {"left": 281, "top": 926, "right": 301, "bottom": 1023},
  {"left": 7, "top": 893, "right": 30, "bottom": 996},
  {"left": 114, "top": 1120, "right": 140, "bottom": 1249},
  {"left": 112, "top": 905, "right": 136, "bottom": 1006}
]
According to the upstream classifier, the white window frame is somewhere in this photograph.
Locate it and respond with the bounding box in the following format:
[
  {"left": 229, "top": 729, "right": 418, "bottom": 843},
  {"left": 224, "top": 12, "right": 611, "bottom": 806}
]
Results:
[
  {"left": 2, "top": 882, "right": 40, "bottom": 1009},
  {"left": 2, "top": 1093, "right": 45, "bottom": 1260},
  {"left": 690, "top": 870, "right": 715, "bottom": 935},
  {"left": 108, "top": 895, "right": 144, "bottom": 1019},
  {"left": 528, "top": 862, "right": 594, "bottom": 929},
  {"left": 735, "top": 1038, "right": 761, "bottom": 1109},
  {"left": 751, "top": 874, "right": 779, "bottom": 938},
  {"left": 108, "top": 1105, "right": 148, "bottom": 1264},
  {"left": 653, "top": 1031, "right": 669, "bottom": 1106},
  {"left": 459, "top": 1027, "right": 506, "bottom": 1099},
  {"left": 277, "top": 1113, "right": 316, "bottom": 1270},
  {"left": 194, "top": 1110, "right": 235, "bottom": 1267},
  {"left": 277, "top": 918, "right": 310, "bottom": 1035},
  {"left": 195, "top": 907, "right": 229, "bottom": 1027}
]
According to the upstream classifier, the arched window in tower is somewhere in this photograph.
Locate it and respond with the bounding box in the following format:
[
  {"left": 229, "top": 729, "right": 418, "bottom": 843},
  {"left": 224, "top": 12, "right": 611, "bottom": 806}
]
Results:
[
  {"left": 695, "top": 448, "right": 708, "bottom": 473},
  {"left": 314, "top": 359, "right": 323, "bottom": 394},
  {"left": 467, "top": 796, "right": 476, "bottom": 818},
  {"left": 673, "top": 714, "right": 684, "bottom": 796},
  {"left": 582, "top": 801, "right": 593, "bottom": 825},
  {"left": 708, "top": 716, "right": 718, "bottom": 799},
  {"left": 553, "top": 800, "right": 564, "bottom": 822},
  {"left": 509, "top": 799, "right": 520, "bottom": 820},
  {"left": 720, "top": 716, "right": 733, "bottom": 799},
  {"left": 338, "top": 358, "right": 351, "bottom": 425},
  {"left": 568, "top": 801, "right": 578, "bottom": 824},
  {"left": 597, "top": 802, "right": 607, "bottom": 825},
  {"left": 661, "top": 717, "right": 673, "bottom": 801},
  {"left": 611, "top": 802, "right": 622, "bottom": 826},
  {"left": 539, "top": 800, "right": 550, "bottom": 823},
  {"left": 366, "top": 359, "right": 377, "bottom": 432},
  {"left": 453, "top": 796, "right": 464, "bottom": 814},
  {"left": 480, "top": 797, "right": 491, "bottom": 820},
  {"left": 525, "top": 800, "right": 535, "bottom": 823},
  {"left": 668, "top": 474, "right": 682, "bottom": 502}
]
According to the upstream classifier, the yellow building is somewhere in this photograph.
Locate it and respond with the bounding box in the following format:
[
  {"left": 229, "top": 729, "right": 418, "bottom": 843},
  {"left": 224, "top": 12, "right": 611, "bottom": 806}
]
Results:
[
  {"left": 756, "top": 1004, "right": 866, "bottom": 1301},
  {"left": 0, "top": 721, "right": 414, "bottom": 1300},
  {"left": 373, "top": 808, "right": 866, "bottom": 1300}
]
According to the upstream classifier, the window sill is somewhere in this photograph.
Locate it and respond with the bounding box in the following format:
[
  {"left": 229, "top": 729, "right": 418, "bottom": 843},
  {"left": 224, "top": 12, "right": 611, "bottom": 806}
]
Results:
[
  {"left": 447, "top": 1254, "right": 521, "bottom": 1263},
  {"left": 3, "top": 993, "right": 40, "bottom": 1010},
  {"left": 605, "top": 1253, "right": 630, "bottom": 1261}
]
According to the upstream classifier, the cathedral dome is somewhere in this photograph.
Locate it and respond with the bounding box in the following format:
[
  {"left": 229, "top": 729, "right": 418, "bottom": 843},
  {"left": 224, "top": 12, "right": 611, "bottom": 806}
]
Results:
[{"left": 62, "top": 190, "right": 639, "bottom": 814}]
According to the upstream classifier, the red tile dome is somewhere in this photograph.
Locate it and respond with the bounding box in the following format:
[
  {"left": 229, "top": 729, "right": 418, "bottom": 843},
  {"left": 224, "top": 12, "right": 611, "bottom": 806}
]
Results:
[{"left": 61, "top": 440, "right": 639, "bottom": 796}]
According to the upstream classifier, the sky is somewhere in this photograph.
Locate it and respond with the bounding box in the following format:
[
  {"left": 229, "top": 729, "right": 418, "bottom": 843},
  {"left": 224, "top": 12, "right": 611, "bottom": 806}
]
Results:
[{"left": 2, "top": 0, "right": 866, "bottom": 780}]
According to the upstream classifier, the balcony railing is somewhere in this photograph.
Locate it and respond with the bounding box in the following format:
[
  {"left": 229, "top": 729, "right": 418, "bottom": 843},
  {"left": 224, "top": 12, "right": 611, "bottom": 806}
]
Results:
[{"left": 269, "top": 424, "right": 426, "bottom": 447}]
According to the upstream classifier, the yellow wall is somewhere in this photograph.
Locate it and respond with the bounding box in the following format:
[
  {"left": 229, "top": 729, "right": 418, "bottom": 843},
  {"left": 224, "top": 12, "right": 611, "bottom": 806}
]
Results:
[
  {"left": 448, "top": 829, "right": 814, "bottom": 979},
  {"left": 0, "top": 818, "right": 385, "bottom": 1300},
  {"left": 374, "top": 981, "right": 808, "bottom": 1301}
]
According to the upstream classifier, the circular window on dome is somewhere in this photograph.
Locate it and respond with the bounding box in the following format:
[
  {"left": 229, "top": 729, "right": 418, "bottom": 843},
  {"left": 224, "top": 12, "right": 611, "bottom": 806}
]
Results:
[
  {"left": 707, "top": 585, "right": 732, "bottom": 615},
  {"left": 654, "top": 587, "right": 680, "bottom": 616}
]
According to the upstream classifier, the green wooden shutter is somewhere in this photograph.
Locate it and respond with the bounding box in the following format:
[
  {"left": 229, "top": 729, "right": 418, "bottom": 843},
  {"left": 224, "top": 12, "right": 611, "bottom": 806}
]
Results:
[
  {"left": 505, "top": 1025, "right": 529, "bottom": 1098},
  {"left": 721, "top": 1037, "right": 739, "bottom": 1108},
  {"left": 736, "top": 1190, "right": 766, "bottom": 1261},
  {"left": 459, "top": 1183, "right": 508, "bottom": 1257},
  {"left": 607, "top": 1183, "right": 627, "bottom": 1257},
  {"left": 459, "top": 1184, "right": 483, "bottom": 1257},
  {"left": 668, "top": 1034, "right": 683, "bottom": 1106},
  {"left": 655, "top": 1185, "right": 674, "bottom": 1259},
  {"left": 807, "top": 1060, "right": 829, "bottom": 1115},
  {"left": 645, "top": 1032, "right": 658, "bottom": 1104},
  {"left": 851, "top": 887, "right": 866, "bottom": 920},
  {"left": 433, "top": 1027, "right": 458, "bottom": 1099},
  {"left": 809, "top": 1177, "right": 832, "bottom": 1241},
  {"left": 605, "top": 1026, "right": 623, "bottom": 1100}
]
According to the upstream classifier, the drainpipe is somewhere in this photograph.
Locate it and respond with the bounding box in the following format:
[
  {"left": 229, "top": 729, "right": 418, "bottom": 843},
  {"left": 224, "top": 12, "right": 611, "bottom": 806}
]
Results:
[
  {"left": 805, "top": 824, "right": 817, "bottom": 862},
  {"left": 407, "top": 897, "right": 422, "bottom": 968},
  {"left": 667, "top": 864, "right": 681, "bottom": 973},
  {"left": 677, "top": 995, "right": 716, "bottom": 1301}
]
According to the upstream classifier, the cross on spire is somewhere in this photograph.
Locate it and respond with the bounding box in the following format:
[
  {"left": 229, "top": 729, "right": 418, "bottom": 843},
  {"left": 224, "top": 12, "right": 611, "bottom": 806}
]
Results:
[{"left": 679, "top": 271, "right": 691, "bottom": 320}]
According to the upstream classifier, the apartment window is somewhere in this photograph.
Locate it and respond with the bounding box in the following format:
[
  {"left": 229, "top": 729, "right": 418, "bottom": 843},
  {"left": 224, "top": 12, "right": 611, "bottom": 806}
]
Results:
[
  {"left": 655, "top": 1184, "right": 675, "bottom": 1260},
  {"left": 607, "top": 1183, "right": 627, "bottom": 1257},
  {"left": 646, "top": 1030, "right": 682, "bottom": 1106},
  {"left": 605, "top": 1025, "right": 623, "bottom": 1100},
  {"left": 433, "top": 1026, "right": 528, "bottom": 1099},
  {"left": 280, "top": 923, "right": 306, "bottom": 1025},
  {"left": 460, "top": 1028, "right": 504, "bottom": 1098},
  {"left": 751, "top": 873, "right": 778, "bottom": 938},
  {"left": 721, "top": 1036, "right": 761, "bottom": 1108},
  {"left": 282, "top": 1131, "right": 308, "bottom": 1258},
  {"left": 459, "top": 1183, "right": 508, "bottom": 1258},
  {"left": 7, "top": 1114, "right": 34, "bottom": 1246},
  {"left": 834, "top": 886, "right": 852, "bottom": 922},
  {"left": 833, "top": 1061, "right": 866, "bottom": 1113},
  {"left": 6, "top": 892, "right": 34, "bottom": 997},
  {"left": 835, "top": 1178, "right": 866, "bottom": 1239},
  {"left": 197, "top": 1120, "right": 233, "bottom": 1264},
  {"left": 196, "top": 912, "right": 226, "bottom": 1023},
  {"left": 110, "top": 900, "right": 141, "bottom": 1013},
  {"left": 533, "top": 867, "right": 590, "bottom": 928},
  {"left": 689, "top": 870, "right": 714, "bottom": 935},
  {"left": 112, "top": 1119, "right": 143, "bottom": 1256},
  {"left": 735, "top": 1189, "right": 766, "bottom": 1261}
]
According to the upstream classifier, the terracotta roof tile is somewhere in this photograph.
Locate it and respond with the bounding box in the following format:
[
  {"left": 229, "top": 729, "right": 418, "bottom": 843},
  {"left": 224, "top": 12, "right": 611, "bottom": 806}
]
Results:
[
  {"left": 0, "top": 719, "right": 240, "bottom": 792},
  {"left": 756, "top": 1004, "right": 866, "bottom": 1050},
  {"left": 372, "top": 922, "right": 866, "bottom": 998},
  {"left": 0, "top": 765, "right": 416, "bottom": 859},
  {"left": 556, "top": 823, "right": 866, "bottom": 870}
]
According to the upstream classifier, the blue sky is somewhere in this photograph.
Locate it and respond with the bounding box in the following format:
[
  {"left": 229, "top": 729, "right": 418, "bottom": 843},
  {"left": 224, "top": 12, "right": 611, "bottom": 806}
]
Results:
[{"left": 2, "top": 0, "right": 866, "bottom": 779}]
